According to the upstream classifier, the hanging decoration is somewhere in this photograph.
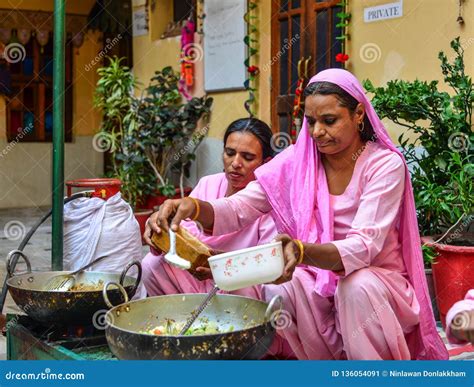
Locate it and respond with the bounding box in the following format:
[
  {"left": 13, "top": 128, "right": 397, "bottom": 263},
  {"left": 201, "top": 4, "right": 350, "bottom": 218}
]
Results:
[
  {"left": 457, "top": 0, "right": 465, "bottom": 24},
  {"left": 243, "top": 0, "right": 259, "bottom": 117},
  {"left": 0, "top": 9, "right": 87, "bottom": 48},
  {"left": 0, "top": 28, "right": 11, "bottom": 45},
  {"left": 16, "top": 29, "right": 31, "bottom": 45},
  {"left": 35, "top": 29, "right": 49, "bottom": 52},
  {"left": 179, "top": 19, "right": 196, "bottom": 100},
  {"left": 334, "top": 1, "right": 351, "bottom": 67},
  {"left": 290, "top": 57, "right": 310, "bottom": 143},
  {"left": 72, "top": 32, "right": 85, "bottom": 55}
]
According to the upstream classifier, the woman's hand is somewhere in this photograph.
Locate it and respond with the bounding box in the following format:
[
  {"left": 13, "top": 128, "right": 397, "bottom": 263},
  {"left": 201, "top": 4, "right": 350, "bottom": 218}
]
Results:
[
  {"left": 143, "top": 213, "right": 158, "bottom": 247},
  {"left": 150, "top": 198, "right": 197, "bottom": 236},
  {"left": 272, "top": 234, "right": 301, "bottom": 284},
  {"left": 193, "top": 248, "right": 224, "bottom": 281}
]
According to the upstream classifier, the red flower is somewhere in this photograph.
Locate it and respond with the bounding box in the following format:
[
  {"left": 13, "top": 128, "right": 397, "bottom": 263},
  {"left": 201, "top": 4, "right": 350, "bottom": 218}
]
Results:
[
  {"left": 335, "top": 53, "right": 349, "bottom": 63},
  {"left": 247, "top": 65, "right": 260, "bottom": 75}
]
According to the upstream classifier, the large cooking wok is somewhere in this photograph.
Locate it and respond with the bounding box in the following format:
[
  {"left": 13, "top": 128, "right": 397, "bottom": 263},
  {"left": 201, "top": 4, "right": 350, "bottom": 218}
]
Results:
[
  {"left": 6, "top": 250, "right": 141, "bottom": 325},
  {"left": 103, "top": 282, "right": 282, "bottom": 360}
]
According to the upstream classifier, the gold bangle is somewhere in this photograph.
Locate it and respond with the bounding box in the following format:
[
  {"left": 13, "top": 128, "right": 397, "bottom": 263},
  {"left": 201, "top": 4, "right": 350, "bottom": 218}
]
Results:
[
  {"left": 294, "top": 239, "right": 304, "bottom": 265},
  {"left": 188, "top": 197, "right": 200, "bottom": 221}
]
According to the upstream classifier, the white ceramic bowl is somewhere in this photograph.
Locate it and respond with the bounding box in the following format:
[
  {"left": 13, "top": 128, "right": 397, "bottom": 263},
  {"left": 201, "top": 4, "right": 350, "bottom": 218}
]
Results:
[{"left": 208, "top": 241, "right": 284, "bottom": 291}]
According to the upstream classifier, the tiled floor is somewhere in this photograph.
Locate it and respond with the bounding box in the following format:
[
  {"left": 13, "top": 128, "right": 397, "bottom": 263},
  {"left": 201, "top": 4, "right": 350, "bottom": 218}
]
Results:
[{"left": 0, "top": 206, "right": 472, "bottom": 360}]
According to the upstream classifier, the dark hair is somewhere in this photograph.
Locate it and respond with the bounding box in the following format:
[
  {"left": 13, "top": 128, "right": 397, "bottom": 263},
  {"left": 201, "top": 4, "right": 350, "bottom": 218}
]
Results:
[
  {"left": 303, "top": 81, "right": 376, "bottom": 142},
  {"left": 223, "top": 118, "right": 275, "bottom": 159}
]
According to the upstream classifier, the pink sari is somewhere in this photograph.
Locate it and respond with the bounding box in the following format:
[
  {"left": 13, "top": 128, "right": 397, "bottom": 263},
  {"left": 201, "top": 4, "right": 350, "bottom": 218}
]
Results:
[{"left": 253, "top": 69, "right": 447, "bottom": 360}]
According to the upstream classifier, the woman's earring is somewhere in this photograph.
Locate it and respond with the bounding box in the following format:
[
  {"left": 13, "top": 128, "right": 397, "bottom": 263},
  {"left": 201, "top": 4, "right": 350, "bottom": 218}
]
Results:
[{"left": 358, "top": 121, "right": 365, "bottom": 132}]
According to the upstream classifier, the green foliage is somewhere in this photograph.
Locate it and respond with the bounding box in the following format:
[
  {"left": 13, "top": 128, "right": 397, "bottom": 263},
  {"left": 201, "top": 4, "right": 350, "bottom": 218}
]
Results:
[
  {"left": 135, "top": 66, "right": 213, "bottom": 196},
  {"left": 94, "top": 56, "right": 153, "bottom": 208},
  {"left": 94, "top": 59, "right": 213, "bottom": 208},
  {"left": 364, "top": 38, "right": 473, "bottom": 241}
]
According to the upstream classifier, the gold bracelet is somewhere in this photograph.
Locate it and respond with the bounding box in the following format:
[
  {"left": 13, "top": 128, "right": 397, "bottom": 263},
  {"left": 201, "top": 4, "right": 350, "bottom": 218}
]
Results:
[
  {"left": 294, "top": 239, "right": 304, "bottom": 265},
  {"left": 188, "top": 197, "right": 200, "bottom": 221}
]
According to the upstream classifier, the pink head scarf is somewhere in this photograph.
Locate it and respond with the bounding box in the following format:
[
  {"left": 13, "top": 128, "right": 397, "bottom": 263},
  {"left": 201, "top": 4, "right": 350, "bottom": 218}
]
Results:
[{"left": 255, "top": 69, "right": 448, "bottom": 359}]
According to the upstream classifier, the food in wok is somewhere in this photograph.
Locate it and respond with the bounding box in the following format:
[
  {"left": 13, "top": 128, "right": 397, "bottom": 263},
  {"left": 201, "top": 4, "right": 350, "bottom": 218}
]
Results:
[
  {"left": 69, "top": 279, "right": 105, "bottom": 292},
  {"left": 142, "top": 317, "right": 235, "bottom": 336}
]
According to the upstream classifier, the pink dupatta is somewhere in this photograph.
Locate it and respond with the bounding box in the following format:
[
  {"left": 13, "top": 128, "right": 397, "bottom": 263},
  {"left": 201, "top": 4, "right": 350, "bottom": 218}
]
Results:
[{"left": 255, "top": 69, "right": 448, "bottom": 360}]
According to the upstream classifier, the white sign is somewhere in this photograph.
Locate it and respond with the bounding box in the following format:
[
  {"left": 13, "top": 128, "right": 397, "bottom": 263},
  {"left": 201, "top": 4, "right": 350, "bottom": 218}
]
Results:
[
  {"left": 133, "top": 7, "right": 148, "bottom": 37},
  {"left": 204, "top": 0, "right": 247, "bottom": 91},
  {"left": 364, "top": 1, "right": 403, "bottom": 23}
]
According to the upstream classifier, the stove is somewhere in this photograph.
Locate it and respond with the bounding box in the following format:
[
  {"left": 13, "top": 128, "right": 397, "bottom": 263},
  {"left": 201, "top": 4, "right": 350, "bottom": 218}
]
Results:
[{"left": 6, "top": 314, "right": 115, "bottom": 360}]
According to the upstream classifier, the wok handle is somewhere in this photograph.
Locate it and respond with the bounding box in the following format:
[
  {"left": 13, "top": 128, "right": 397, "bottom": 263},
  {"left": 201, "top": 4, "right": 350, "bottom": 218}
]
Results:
[
  {"left": 119, "top": 260, "right": 142, "bottom": 298},
  {"left": 103, "top": 281, "right": 129, "bottom": 309},
  {"left": 6, "top": 250, "right": 32, "bottom": 277},
  {"left": 264, "top": 295, "right": 283, "bottom": 323}
]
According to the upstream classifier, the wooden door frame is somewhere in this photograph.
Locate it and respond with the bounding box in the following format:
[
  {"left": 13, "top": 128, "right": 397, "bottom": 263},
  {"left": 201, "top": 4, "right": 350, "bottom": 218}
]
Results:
[{"left": 270, "top": 0, "right": 341, "bottom": 134}]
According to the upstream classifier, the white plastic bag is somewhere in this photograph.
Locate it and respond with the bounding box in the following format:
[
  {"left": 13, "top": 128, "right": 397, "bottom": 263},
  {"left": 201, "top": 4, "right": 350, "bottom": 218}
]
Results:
[{"left": 63, "top": 192, "right": 146, "bottom": 299}]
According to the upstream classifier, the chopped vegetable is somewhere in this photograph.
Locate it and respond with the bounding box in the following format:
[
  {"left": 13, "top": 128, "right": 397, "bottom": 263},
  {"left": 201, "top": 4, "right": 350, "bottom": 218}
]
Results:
[{"left": 142, "top": 319, "right": 230, "bottom": 336}]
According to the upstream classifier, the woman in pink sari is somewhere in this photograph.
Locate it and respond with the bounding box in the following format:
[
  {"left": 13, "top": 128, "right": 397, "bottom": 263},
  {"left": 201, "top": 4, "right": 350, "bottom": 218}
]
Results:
[
  {"left": 142, "top": 118, "right": 277, "bottom": 299},
  {"left": 150, "top": 69, "right": 448, "bottom": 360}
]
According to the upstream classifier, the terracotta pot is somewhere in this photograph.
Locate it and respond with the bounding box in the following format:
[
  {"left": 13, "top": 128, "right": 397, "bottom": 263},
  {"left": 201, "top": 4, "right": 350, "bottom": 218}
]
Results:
[
  {"left": 134, "top": 209, "right": 153, "bottom": 244},
  {"left": 422, "top": 234, "right": 474, "bottom": 329},
  {"left": 143, "top": 187, "right": 193, "bottom": 210}
]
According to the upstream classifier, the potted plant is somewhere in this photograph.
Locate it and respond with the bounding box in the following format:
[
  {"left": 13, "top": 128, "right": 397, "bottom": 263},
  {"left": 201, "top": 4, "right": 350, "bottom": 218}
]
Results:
[
  {"left": 364, "top": 37, "right": 473, "bottom": 326},
  {"left": 134, "top": 66, "right": 213, "bottom": 209},
  {"left": 94, "top": 56, "right": 155, "bottom": 235}
]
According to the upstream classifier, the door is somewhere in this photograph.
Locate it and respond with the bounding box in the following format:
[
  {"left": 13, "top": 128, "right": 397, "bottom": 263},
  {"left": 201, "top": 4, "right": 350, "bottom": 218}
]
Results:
[{"left": 271, "top": 0, "right": 344, "bottom": 136}]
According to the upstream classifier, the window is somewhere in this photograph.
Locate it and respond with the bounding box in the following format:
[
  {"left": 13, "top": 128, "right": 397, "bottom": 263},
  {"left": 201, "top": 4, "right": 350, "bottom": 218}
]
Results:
[
  {"left": 6, "top": 33, "right": 73, "bottom": 142},
  {"left": 173, "top": 0, "right": 195, "bottom": 23}
]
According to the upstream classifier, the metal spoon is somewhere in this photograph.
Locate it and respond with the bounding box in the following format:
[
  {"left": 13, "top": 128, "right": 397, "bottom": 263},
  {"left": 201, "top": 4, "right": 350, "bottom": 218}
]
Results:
[
  {"left": 43, "top": 255, "right": 109, "bottom": 291},
  {"left": 179, "top": 285, "right": 219, "bottom": 335},
  {"left": 164, "top": 229, "right": 191, "bottom": 270}
]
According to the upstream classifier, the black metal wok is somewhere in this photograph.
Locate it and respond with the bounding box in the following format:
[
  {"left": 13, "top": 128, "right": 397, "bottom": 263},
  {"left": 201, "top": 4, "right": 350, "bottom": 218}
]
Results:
[
  {"left": 6, "top": 250, "right": 142, "bottom": 325},
  {"left": 102, "top": 282, "right": 282, "bottom": 360}
]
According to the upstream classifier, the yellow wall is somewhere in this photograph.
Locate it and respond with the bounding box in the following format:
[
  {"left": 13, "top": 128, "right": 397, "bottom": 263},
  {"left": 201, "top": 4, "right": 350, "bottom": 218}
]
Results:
[
  {"left": 347, "top": 0, "right": 473, "bottom": 141},
  {"left": 132, "top": 0, "right": 273, "bottom": 140},
  {"left": 135, "top": 0, "right": 472, "bottom": 143}
]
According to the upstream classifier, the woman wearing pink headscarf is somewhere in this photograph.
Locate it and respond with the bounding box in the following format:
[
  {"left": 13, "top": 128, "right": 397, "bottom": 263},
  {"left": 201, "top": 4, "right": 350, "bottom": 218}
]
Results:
[{"left": 150, "top": 69, "right": 448, "bottom": 360}]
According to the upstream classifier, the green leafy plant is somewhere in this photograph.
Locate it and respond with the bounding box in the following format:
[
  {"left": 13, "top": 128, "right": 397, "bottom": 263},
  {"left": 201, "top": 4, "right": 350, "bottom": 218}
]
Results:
[
  {"left": 94, "top": 57, "right": 154, "bottom": 209},
  {"left": 135, "top": 66, "right": 213, "bottom": 197},
  {"left": 94, "top": 59, "right": 213, "bottom": 207},
  {"left": 364, "top": 38, "right": 473, "bottom": 247}
]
